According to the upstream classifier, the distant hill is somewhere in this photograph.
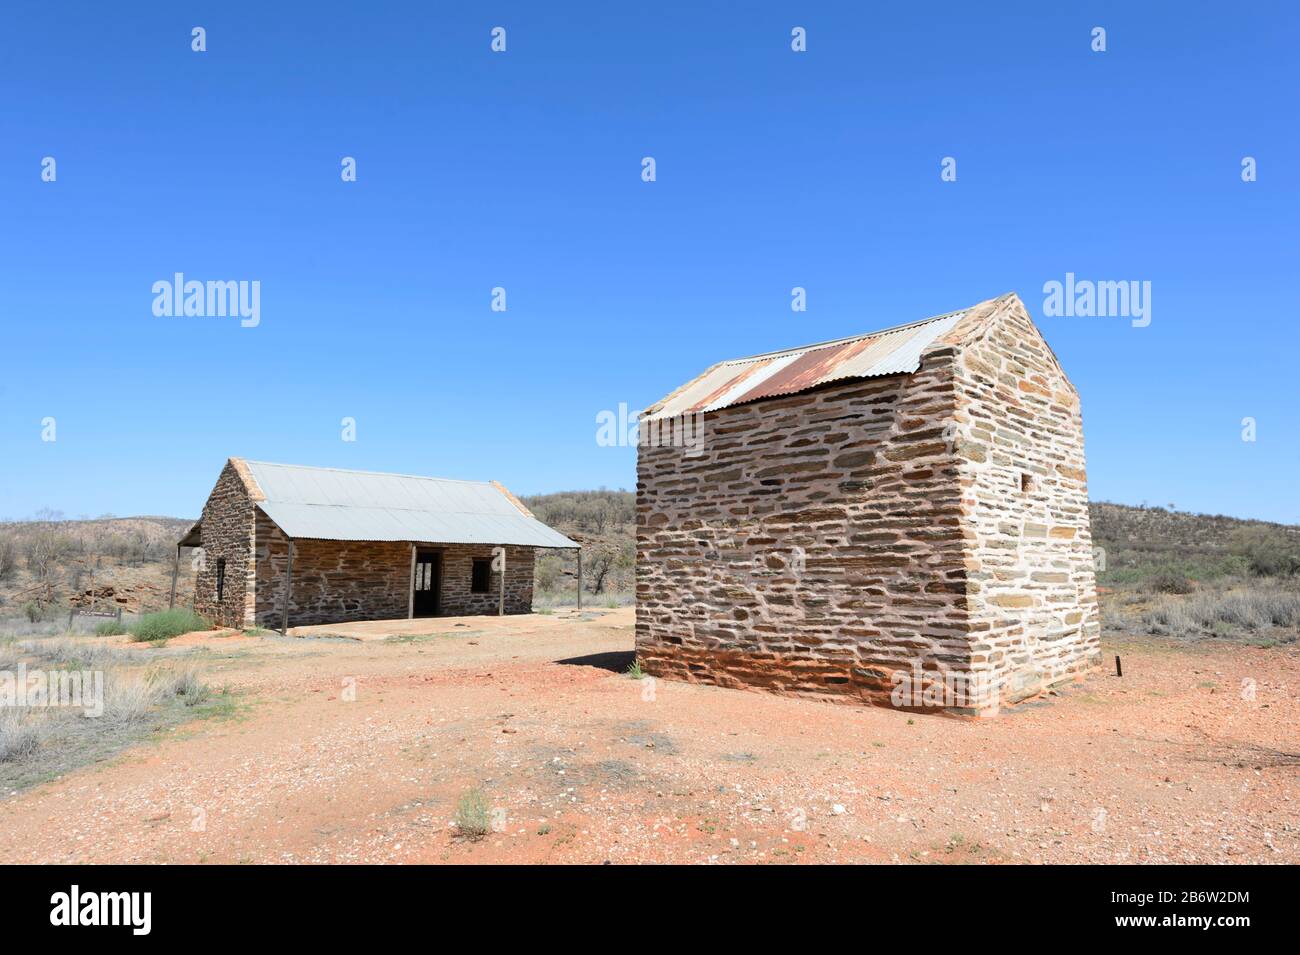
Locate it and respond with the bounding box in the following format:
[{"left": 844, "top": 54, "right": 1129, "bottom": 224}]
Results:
[
  {"left": 1090, "top": 501, "right": 1300, "bottom": 584},
  {"left": 2, "top": 496, "right": 1295, "bottom": 620},
  {"left": 521, "top": 489, "right": 634, "bottom": 538},
  {"left": 0, "top": 513, "right": 193, "bottom": 563}
]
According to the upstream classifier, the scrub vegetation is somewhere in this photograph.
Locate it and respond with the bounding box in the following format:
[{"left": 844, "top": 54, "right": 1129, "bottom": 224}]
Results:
[
  {"left": 0, "top": 637, "right": 232, "bottom": 795},
  {"left": 1093, "top": 502, "right": 1300, "bottom": 643},
  {"left": 129, "top": 609, "right": 210, "bottom": 643}
]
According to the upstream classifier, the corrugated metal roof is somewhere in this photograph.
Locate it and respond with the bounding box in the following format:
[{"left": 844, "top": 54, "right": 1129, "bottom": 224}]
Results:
[
  {"left": 243, "top": 461, "right": 577, "bottom": 548},
  {"left": 644, "top": 309, "right": 966, "bottom": 421}
]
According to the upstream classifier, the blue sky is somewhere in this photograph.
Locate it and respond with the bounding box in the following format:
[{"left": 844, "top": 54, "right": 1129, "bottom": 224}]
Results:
[{"left": 2, "top": 1, "right": 1297, "bottom": 523}]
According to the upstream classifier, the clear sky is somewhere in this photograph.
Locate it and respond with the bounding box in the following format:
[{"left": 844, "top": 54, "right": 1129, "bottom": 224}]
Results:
[{"left": 2, "top": 2, "right": 1297, "bottom": 523}]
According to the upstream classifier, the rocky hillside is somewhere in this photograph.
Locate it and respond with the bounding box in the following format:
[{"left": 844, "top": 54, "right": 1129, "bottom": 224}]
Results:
[
  {"left": 520, "top": 490, "right": 635, "bottom": 601},
  {"left": 0, "top": 513, "right": 195, "bottom": 619}
]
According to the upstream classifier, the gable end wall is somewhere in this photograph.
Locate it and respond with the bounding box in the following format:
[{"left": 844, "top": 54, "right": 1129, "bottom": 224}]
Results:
[
  {"left": 952, "top": 302, "right": 1101, "bottom": 706},
  {"left": 193, "top": 460, "right": 257, "bottom": 628}
]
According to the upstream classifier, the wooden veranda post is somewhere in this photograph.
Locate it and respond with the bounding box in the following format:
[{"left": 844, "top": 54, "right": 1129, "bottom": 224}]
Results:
[
  {"left": 576, "top": 548, "right": 582, "bottom": 611},
  {"left": 168, "top": 544, "right": 180, "bottom": 609},
  {"left": 281, "top": 539, "right": 295, "bottom": 636},
  {"left": 407, "top": 543, "right": 416, "bottom": 619},
  {"left": 495, "top": 546, "right": 506, "bottom": 616}
]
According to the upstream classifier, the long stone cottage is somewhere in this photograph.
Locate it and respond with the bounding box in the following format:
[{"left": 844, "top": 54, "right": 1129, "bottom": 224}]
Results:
[
  {"left": 635, "top": 293, "right": 1100, "bottom": 715},
  {"left": 177, "top": 459, "right": 577, "bottom": 630}
]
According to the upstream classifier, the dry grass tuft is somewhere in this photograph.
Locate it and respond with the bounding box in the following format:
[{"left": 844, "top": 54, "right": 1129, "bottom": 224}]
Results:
[
  {"left": 1141, "top": 584, "right": 1300, "bottom": 640},
  {"left": 0, "top": 708, "right": 48, "bottom": 763},
  {"left": 0, "top": 640, "right": 223, "bottom": 791}
]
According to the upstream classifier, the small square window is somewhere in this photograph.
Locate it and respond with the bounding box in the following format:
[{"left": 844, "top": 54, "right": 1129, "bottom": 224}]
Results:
[
  {"left": 216, "top": 558, "right": 227, "bottom": 602},
  {"left": 471, "top": 558, "right": 492, "bottom": 594}
]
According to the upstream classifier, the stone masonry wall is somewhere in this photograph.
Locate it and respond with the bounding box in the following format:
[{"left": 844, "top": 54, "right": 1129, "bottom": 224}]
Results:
[
  {"left": 950, "top": 300, "right": 1101, "bottom": 707},
  {"left": 253, "top": 509, "right": 535, "bottom": 628},
  {"left": 193, "top": 461, "right": 256, "bottom": 628},
  {"left": 253, "top": 510, "right": 409, "bottom": 628},
  {"left": 636, "top": 356, "right": 976, "bottom": 706},
  {"left": 636, "top": 296, "right": 1097, "bottom": 714},
  {"left": 438, "top": 543, "right": 536, "bottom": 617}
]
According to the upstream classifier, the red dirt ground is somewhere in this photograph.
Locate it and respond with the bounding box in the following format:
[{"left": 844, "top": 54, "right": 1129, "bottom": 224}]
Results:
[{"left": 1, "top": 608, "right": 1295, "bottom": 864}]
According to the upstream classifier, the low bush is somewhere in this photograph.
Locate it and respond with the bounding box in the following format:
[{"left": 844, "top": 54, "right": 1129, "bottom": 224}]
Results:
[
  {"left": 453, "top": 788, "right": 492, "bottom": 841},
  {"left": 1229, "top": 526, "right": 1300, "bottom": 577},
  {"left": 1147, "top": 569, "right": 1194, "bottom": 595},
  {"left": 103, "top": 672, "right": 165, "bottom": 724},
  {"left": 94, "top": 620, "right": 127, "bottom": 636},
  {"left": 1100, "top": 603, "right": 1128, "bottom": 633},
  {"left": 1143, "top": 586, "right": 1300, "bottom": 639},
  {"left": 129, "top": 609, "right": 209, "bottom": 643},
  {"left": 151, "top": 666, "right": 211, "bottom": 706},
  {"left": 0, "top": 708, "right": 46, "bottom": 763}
]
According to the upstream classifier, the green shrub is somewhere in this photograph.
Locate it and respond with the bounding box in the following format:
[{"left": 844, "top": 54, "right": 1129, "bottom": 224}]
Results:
[
  {"left": 22, "top": 602, "right": 42, "bottom": 624},
  {"left": 94, "top": 620, "right": 127, "bottom": 636},
  {"left": 129, "top": 608, "right": 210, "bottom": 643},
  {"left": 1147, "top": 569, "right": 1194, "bottom": 595},
  {"left": 1229, "top": 527, "right": 1300, "bottom": 577},
  {"left": 453, "top": 788, "right": 492, "bottom": 841}
]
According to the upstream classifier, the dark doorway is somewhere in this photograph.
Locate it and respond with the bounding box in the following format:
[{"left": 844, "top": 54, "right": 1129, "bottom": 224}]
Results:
[
  {"left": 470, "top": 557, "right": 491, "bottom": 594},
  {"left": 413, "top": 549, "right": 441, "bottom": 617}
]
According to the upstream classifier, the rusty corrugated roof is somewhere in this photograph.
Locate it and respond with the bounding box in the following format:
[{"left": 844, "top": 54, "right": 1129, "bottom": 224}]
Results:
[{"left": 643, "top": 308, "right": 968, "bottom": 421}]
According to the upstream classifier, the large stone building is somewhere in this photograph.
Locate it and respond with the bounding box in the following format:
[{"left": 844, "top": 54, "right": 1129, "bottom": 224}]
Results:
[
  {"left": 179, "top": 459, "right": 577, "bottom": 630},
  {"left": 635, "top": 293, "right": 1100, "bottom": 715}
]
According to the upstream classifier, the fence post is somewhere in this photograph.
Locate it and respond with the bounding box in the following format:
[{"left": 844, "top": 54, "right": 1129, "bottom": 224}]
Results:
[
  {"left": 281, "top": 538, "right": 295, "bottom": 636},
  {"left": 169, "top": 543, "right": 180, "bottom": 609}
]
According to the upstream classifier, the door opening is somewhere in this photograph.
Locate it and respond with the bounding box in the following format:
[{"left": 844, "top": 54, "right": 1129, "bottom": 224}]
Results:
[{"left": 412, "top": 549, "right": 441, "bottom": 617}]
